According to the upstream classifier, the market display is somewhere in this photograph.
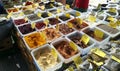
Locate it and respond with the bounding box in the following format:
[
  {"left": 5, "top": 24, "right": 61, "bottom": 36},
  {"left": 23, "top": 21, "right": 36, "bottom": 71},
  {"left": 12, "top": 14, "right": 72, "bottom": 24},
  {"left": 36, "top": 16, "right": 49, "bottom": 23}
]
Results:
[{"left": 3, "top": 0, "right": 120, "bottom": 71}]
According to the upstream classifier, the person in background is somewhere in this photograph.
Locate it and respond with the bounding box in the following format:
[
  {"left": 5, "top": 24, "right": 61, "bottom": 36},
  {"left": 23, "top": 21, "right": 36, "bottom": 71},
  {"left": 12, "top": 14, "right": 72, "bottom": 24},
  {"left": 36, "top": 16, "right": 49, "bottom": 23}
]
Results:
[
  {"left": 56, "top": 0, "right": 66, "bottom": 5},
  {"left": 0, "top": 0, "right": 6, "bottom": 14},
  {"left": 66, "top": 0, "right": 73, "bottom": 7},
  {"left": 72, "top": 0, "right": 89, "bottom": 12}
]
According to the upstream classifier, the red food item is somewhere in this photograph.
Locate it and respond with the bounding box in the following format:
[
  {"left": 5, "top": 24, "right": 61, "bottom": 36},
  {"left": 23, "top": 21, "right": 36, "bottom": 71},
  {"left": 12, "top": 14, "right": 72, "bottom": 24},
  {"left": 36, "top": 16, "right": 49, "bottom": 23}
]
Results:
[
  {"left": 25, "top": 1, "right": 33, "bottom": 6},
  {"left": 35, "top": 21, "right": 46, "bottom": 29},
  {"left": 14, "top": 19, "right": 27, "bottom": 25}
]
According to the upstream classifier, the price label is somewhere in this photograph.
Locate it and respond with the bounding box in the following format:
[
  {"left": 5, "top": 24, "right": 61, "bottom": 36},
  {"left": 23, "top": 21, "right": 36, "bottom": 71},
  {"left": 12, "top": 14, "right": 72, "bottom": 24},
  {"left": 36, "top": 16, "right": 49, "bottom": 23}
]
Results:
[
  {"left": 97, "top": 4, "right": 101, "bottom": 10},
  {"left": 7, "top": 12, "right": 12, "bottom": 19},
  {"left": 109, "top": 8, "right": 116, "bottom": 13},
  {"left": 56, "top": 24, "right": 59, "bottom": 31},
  {"left": 40, "top": 31, "right": 46, "bottom": 40},
  {"left": 73, "top": 56, "right": 82, "bottom": 69},
  {"left": 51, "top": 0, "right": 55, "bottom": 2},
  {"left": 65, "top": 13, "right": 70, "bottom": 18},
  {"left": 58, "top": 2, "right": 63, "bottom": 6},
  {"left": 37, "top": 12, "right": 41, "bottom": 17},
  {"left": 69, "top": 41, "right": 78, "bottom": 51},
  {"left": 67, "top": 67, "right": 74, "bottom": 71},
  {"left": 27, "top": 5, "right": 33, "bottom": 9},
  {"left": 109, "top": 21, "right": 117, "bottom": 28},
  {"left": 115, "top": 20, "right": 120, "bottom": 26},
  {"left": 88, "top": 15, "right": 96, "bottom": 22},
  {"left": 33, "top": 3, "right": 39, "bottom": 7},
  {"left": 91, "top": 48, "right": 106, "bottom": 58},
  {"left": 112, "top": 56, "right": 120, "bottom": 63},
  {"left": 65, "top": 4, "right": 70, "bottom": 9},
  {"left": 77, "top": 18, "right": 83, "bottom": 24},
  {"left": 67, "top": 22, "right": 73, "bottom": 28},
  {"left": 51, "top": 48, "right": 58, "bottom": 59},
  {"left": 44, "top": 19, "right": 49, "bottom": 26},
  {"left": 50, "top": 4, "right": 54, "bottom": 7},
  {"left": 57, "top": 9, "right": 61, "bottom": 13},
  {"left": 93, "top": 61, "right": 103, "bottom": 66},
  {"left": 88, "top": 59, "right": 103, "bottom": 66},
  {"left": 25, "top": 17, "right": 28, "bottom": 22},
  {"left": 31, "top": 23, "right": 36, "bottom": 29},
  {"left": 40, "top": 6, "right": 45, "bottom": 10},
  {"left": 76, "top": 11, "right": 80, "bottom": 16},
  {"left": 94, "top": 29, "right": 104, "bottom": 39},
  {"left": 20, "top": 12, "right": 24, "bottom": 16},
  {"left": 81, "top": 34, "right": 90, "bottom": 45},
  {"left": 48, "top": 13, "right": 52, "bottom": 16},
  {"left": 107, "top": 16, "right": 115, "bottom": 21},
  {"left": 56, "top": 16, "right": 59, "bottom": 19}
]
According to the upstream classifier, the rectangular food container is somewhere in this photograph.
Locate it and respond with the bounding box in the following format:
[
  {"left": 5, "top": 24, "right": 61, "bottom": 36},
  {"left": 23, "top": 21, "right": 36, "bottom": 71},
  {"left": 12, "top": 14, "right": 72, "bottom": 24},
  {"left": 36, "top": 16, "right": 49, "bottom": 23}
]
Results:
[
  {"left": 22, "top": 31, "right": 47, "bottom": 51},
  {"left": 51, "top": 37, "right": 81, "bottom": 63},
  {"left": 82, "top": 27, "right": 110, "bottom": 45},
  {"left": 96, "top": 24, "right": 120, "bottom": 38},
  {"left": 31, "top": 44, "right": 63, "bottom": 71},
  {"left": 67, "top": 31, "right": 95, "bottom": 55}
]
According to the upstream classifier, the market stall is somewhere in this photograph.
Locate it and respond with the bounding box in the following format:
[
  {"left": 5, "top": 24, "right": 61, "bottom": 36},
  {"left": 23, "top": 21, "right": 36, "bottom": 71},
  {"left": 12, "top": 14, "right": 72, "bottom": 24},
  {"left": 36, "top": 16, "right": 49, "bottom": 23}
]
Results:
[{"left": 0, "top": 0, "right": 120, "bottom": 71}]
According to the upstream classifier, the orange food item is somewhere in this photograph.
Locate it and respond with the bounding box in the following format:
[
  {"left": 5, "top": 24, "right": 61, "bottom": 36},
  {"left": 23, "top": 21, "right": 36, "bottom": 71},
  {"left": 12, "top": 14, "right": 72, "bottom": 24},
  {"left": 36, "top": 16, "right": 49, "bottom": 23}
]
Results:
[
  {"left": 7, "top": 8, "right": 19, "bottom": 13},
  {"left": 24, "top": 32, "right": 46, "bottom": 48}
]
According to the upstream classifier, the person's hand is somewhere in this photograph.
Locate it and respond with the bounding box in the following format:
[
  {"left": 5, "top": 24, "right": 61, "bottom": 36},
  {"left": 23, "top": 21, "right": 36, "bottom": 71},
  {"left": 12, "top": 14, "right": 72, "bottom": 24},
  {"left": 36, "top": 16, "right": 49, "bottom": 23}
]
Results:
[{"left": 71, "top": 3, "right": 75, "bottom": 8}]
